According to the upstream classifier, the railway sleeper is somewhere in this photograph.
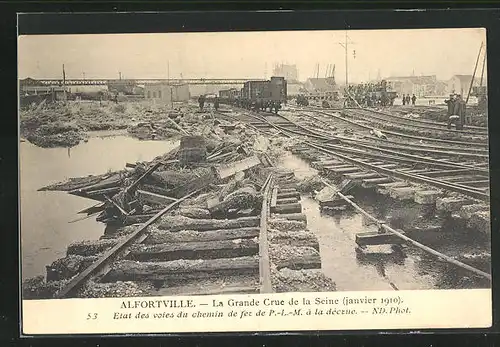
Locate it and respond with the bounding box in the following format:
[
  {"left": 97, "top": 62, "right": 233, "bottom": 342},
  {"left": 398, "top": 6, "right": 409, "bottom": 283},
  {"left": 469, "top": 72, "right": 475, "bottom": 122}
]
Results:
[
  {"left": 361, "top": 177, "right": 394, "bottom": 188},
  {"left": 271, "top": 202, "right": 302, "bottom": 214},
  {"left": 376, "top": 181, "right": 409, "bottom": 195},
  {"left": 145, "top": 227, "right": 261, "bottom": 244},
  {"left": 125, "top": 239, "right": 259, "bottom": 262}
]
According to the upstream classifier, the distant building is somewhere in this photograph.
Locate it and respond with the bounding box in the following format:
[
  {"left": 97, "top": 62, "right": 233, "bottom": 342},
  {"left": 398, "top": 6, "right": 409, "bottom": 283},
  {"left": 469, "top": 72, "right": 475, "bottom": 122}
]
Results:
[
  {"left": 286, "top": 82, "right": 306, "bottom": 97},
  {"left": 385, "top": 75, "right": 440, "bottom": 97},
  {"left": 273, "top": 64, "right": 299, "bottom": 82},
  {"left": 19, "top": 78, "right": 70, "bottom": 100},
  {"left": 144, "top": 83, "right": 190, "bottom": 104},
  {"left": 107, "top": 79, "right": 137, "bottom": 95},
  {"left": 447, "top": 75, "right": 482, "bottom": 97}
]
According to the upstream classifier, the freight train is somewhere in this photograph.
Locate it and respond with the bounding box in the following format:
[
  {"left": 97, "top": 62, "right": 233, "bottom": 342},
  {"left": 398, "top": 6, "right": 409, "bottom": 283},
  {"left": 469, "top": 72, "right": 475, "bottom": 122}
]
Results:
[{"left": 218, "top": 76, "right": 287, "bottom": 113}]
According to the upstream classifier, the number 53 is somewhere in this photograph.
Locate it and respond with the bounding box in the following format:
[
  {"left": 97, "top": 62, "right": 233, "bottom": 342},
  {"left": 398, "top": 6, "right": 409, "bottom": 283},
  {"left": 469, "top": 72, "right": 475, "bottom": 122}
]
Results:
[{"left": 87, "top": 313, "right": 98, "bottom": 320}]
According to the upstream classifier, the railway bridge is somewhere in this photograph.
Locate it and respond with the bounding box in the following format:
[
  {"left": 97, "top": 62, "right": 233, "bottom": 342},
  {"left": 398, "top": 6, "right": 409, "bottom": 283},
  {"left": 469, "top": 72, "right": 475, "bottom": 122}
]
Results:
[{"left": 36, "top": 78, "right": 267, "bottom": 86}]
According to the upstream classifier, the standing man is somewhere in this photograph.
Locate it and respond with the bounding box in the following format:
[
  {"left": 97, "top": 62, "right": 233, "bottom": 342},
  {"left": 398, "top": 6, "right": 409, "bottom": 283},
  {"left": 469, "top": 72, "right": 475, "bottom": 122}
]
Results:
[
  {"left": 198, "top": 94, "right": 205, "bottom": 111},
  {"left": 445, "top": 94, "right": 456, "bottom": 129},
  {"left": 411, "top": 94, "right": 417, "bottom": 105},
  {"left": 402, "top": 94, "right": 406, "bottom": 105},
  {"left": 214, "top": 96, "right": 220, "bottom": 111},
  {"left": 455, "top": 94, "right": 466, "bottom": 130}
]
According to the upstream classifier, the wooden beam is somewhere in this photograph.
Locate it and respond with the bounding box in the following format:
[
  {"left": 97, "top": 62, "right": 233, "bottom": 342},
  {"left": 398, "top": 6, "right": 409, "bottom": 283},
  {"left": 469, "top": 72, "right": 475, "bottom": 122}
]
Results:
[
  {"left": 54, "top": 189, "right": 201, "bottom": 298},
  {"left": 355, "top": 231, "right": 406, "bottom": 246},
  {"left": 136, "top": 189, "right": 178, "bottom": 206},
  {"left": 270, "top": 188, "right": 278, "bottom": 208}
]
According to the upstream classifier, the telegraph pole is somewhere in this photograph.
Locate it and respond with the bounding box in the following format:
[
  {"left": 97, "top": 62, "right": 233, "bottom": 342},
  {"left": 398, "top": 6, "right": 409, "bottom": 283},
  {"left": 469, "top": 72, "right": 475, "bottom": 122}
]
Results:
[
  {"left": 466, "top": 42, "right": 483, "bottom": 104},
  {"left": 62, "top": 64, "right": 66, "bottom": 104},
  {"left": 168, "top": 60, "right": 173, "bottom": 108},
  {"left": 338, "top": 30, "right": 355, "bottom": 87}
]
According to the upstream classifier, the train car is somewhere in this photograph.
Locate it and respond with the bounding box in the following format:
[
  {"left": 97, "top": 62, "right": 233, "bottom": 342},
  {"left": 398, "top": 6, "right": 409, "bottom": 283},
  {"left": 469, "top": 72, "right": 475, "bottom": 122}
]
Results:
[
  {"left": 218, "top": 88, "right": 239, "bottom": 105},
  {"left": 238, "top": 76, "right": 287, "bottom": 113}
]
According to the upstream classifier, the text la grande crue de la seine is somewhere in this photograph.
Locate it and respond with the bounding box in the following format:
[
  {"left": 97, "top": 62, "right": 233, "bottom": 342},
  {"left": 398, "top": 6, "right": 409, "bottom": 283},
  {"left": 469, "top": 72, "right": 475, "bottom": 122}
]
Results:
[{"left": 119, "top": 295, "right": 400, "bottom": 309}]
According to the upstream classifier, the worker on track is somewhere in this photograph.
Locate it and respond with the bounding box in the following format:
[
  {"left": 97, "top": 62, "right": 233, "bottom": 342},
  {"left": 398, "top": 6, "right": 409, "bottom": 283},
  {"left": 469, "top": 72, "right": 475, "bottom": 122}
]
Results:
[
  {"left": 198, "top": 95, "right": 205, "bottom": 111},
  {"left": 412, "top": 94, "right": 417, "bottom": 105},
  {"left": 214, "top": 96, "right": 220, "bottom": 111}
]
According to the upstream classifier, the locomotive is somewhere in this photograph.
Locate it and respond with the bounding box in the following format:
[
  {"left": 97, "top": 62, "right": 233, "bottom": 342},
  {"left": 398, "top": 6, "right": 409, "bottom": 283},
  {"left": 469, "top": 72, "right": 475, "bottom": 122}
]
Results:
[{"left": 219, "top": 76, "right": 287, "bottom": 114}]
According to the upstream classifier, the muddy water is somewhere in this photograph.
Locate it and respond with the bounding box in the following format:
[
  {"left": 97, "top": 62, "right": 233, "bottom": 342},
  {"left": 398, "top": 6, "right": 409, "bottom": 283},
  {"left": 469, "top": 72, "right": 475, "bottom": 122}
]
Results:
[
  {"left": 281, "top": 153, "right": 491, "bottom": 291},
  {"left": 20, "top": 135, "right": 178, "bottom": 280}
]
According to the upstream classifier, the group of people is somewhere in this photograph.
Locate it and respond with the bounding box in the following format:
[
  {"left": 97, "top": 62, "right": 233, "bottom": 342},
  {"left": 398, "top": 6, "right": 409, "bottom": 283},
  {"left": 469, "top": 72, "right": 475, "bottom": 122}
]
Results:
[
  {"left": 344, "top": 81, "right": 396, "bottom": 107},
  {"left": 445, "top": 94, "right": 467, "bottom": 130},
  {"left": 402, "top": 94, "right": 417, "bottom": 106},
  {"left": 197, "top": 95, "right": 219, "bottom": 111}
]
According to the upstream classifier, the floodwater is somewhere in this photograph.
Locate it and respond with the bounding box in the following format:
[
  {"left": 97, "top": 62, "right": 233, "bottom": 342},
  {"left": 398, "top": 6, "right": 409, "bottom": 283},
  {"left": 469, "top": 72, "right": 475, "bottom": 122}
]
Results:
[
  {"left": 20, "top": 134, "right": 178, "bottom": 280},
  {"left": 281, "top": 152, "right": 491, "bottom": 291}
]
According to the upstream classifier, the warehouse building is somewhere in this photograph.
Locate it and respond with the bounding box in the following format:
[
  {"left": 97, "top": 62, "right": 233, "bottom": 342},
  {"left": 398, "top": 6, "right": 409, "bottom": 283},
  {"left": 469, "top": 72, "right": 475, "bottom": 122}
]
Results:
[{"left": 144, "top": 83, "right": 191, "bottom": 104}]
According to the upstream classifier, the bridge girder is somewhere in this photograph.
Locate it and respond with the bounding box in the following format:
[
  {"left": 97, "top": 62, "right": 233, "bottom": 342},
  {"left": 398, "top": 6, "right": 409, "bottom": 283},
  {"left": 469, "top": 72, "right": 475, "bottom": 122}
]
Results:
[{"left": 37, "top": 78, "right": 266, "bottom": 86}]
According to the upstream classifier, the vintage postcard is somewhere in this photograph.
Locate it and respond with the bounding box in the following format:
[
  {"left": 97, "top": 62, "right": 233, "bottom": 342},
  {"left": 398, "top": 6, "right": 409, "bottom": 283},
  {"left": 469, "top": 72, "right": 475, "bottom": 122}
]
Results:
[{"left": 19, "top": 25, "right": 491, "bottom": 335}]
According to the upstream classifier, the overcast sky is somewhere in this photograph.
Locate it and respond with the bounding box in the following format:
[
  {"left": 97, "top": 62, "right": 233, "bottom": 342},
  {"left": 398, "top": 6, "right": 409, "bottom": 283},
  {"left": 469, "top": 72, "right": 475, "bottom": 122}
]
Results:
[{"left": 18, "top": 28, "right": 486, "bottom": 83}]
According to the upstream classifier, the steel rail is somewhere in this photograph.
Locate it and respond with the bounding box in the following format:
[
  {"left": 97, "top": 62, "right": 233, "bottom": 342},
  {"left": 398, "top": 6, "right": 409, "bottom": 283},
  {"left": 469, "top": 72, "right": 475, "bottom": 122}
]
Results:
[
  {"left": 259, "top": 174, "right": 274, "bottom": 294},
  {"left": 307, "top": 141, "right": 489, "bottom": 201},
  {"left": 364, "top": 107, "right": 488, "bottom": 133},
  {"left": 319, "top": 178, "right": 491, "bottom": 280},
  {"left": 251, "top": 113, "right": 488, "bottom": 175},
  {"left": 297, "top": 111, "right": 489, "bottom": 155},
  {"left": 345, "top": 108, "right": 488, "bottom": 141},
  {"left": 350, "top": 107, "right": 488, "bottom": 136},
  {"left": 243, "top": 111, "right": 489, "bottom": 201},
  {"left": 313, "top": 109, "right": 488, "bottom": 148},
  {"left": 54, "top": 189, "right": 202, "bottom": 298}
]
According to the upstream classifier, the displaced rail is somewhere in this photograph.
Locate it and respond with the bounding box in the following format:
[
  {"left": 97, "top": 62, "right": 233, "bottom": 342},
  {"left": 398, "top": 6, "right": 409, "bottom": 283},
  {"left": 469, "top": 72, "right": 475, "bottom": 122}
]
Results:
[
  {"left": 319, "top": 178, "right": 491, "bottom": 281},
  {"left": 224, "top": 110, "right": 489, "bottom": 201},
  {"left": 307, "top": 108, "right": 489, "bottom": 148},
  {"left": 345, "top": 107, "right": 488, "bottom": 136}
]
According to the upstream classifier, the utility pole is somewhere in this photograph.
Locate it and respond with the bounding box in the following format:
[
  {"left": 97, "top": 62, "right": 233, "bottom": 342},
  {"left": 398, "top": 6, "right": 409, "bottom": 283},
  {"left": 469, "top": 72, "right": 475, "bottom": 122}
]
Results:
[
  {"left": 479, "top": 47, "right": 486, "bottom": 88},
  {"left": 338, "top": 30, "right": 355, "bottom": 87},
  {"left": 62, "top": 64, "right": 66, "bottom": 104},
  {"left": 119, "top": 72, "right": 122, "bottom": 80},
  {"left": 466, "top": 42, "right": 483, "bottom": 104},
  {"left": 168, "top": 60, "right": 173, "bottom": 109}
]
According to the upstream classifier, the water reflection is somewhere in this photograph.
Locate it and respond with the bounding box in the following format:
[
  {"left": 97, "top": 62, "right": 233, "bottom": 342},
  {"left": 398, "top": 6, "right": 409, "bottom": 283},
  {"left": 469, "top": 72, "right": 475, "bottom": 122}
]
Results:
[{"left": 281, "top": 153, "right": 491, "bottom": 291}]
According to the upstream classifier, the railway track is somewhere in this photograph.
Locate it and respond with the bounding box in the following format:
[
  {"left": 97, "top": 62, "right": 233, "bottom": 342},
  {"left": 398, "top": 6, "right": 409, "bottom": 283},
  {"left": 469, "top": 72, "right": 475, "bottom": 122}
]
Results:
[
  {"left": 216, "top": 106, "right": 491, "bottom": 284},
  {"left": 219, "top": 109, "right": 489, "bottom": 202},
  {"left": 51, "top": 163, "right": 326, "bottom": 298},
  {"left": 339, "top": 108, "right": 487, "bottom": 144}
]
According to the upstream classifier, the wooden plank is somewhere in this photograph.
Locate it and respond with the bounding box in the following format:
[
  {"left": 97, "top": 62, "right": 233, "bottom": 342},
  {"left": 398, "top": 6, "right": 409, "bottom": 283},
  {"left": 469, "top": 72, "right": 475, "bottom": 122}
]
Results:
[
  {"left": 276, "top": 197, "right": 299, "bottom": 205},
  {"left": 271, "top": 213, "right": 307, "bottom": 223},
  {"left": 271, "top": 203, "right": 302, "bottom": 214},
  {"left": 144, "top": 227, "right": 261, "bottom": 244},
  {"left": 158, "top": 216, "right": 261, "bottom": 232},
  {"left": 137, "top": 189, "right": 178, "bottom": 206},
  {"left": 127, "top": 239, "right": 259, "bottom": 261},
  {"left": 85, "top": 187, "right": 121, "bottom": 197},
  {"left": 277, "top": 191, "right": 300, "bottom": 199},
  {"left": 270, "top": 188, "right": 278, "bottom": 208},
  {"left": 355, "top": 231, "right": 406, "bottom": 246},
  {"left": 259, "top": 174, "right": 273, "bottom": 294},
  {"left": 104, "top": 257, "right": 259, "bottom": 282},
  {"left": 216, "top": 155, "right": 262, "bottom": 180},
  {"left": 54, "top": 189, "right": 201, "bottom": 298},
  {"left": 104, "top": 195, "right": 129, "bottom": 216}
]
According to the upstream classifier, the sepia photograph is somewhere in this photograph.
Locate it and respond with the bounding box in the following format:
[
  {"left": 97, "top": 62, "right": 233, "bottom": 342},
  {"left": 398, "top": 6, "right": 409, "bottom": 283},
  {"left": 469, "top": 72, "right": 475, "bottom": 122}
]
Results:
[{"left": 18, "top": 25, "right": 492, "bottom": 333}]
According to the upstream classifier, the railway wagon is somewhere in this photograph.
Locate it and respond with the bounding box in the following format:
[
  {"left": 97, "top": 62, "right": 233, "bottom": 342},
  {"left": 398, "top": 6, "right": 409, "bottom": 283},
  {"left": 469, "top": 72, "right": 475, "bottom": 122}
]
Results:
[
  {"left": 239, "top": 76, "right": 287, "bottom": 113},
  {"left": 218, "top": 88, "right": 239, "bottom": 104}
]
